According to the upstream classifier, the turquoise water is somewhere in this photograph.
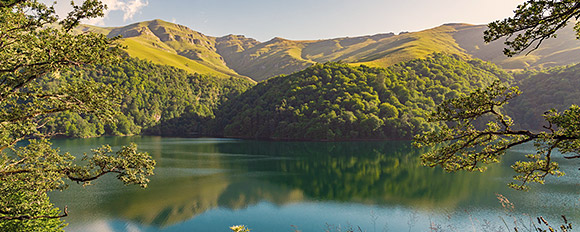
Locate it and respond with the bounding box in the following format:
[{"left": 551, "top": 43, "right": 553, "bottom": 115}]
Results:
[{"left": 48, "top": 136, "right": 580, "bottom": 231}]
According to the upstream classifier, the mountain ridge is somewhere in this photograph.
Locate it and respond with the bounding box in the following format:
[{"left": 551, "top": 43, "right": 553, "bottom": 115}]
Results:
[{"left": 78, "top": 19, "right": 580, "bottom": 81}]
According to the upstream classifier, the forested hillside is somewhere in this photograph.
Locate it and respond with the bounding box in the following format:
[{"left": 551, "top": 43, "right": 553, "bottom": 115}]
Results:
[
  {"left": 506, "top": 63, "right": 580, "bottom": 131},
  {"left": 44, "top": 53, "right": 580, "bottom": 141},
  {"left": 42, "top": 58, "right": 254, "bottom": 137},
  {"left": 211, "top": 54, "right": 511, "bottom": 140}
]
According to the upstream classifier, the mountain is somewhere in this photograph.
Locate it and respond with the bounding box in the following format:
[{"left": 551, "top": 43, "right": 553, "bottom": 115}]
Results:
[
  {"left": 452, "top": 23, "right": 580, "bottom": 70},
  {"left": 505, "top": 63, "right": 580, "bottom": 131},
  {"left": 43, "top": 57, "right": 254, "bottom": 137},
  {"left": 210, "top": 54, "right": 512, "bottom": 140},
  {"left": 77, "top": 20, "right": 249, "bottom": 80},
  {"left": 79, "top": 20, "right": 580, "bottom": 82}
]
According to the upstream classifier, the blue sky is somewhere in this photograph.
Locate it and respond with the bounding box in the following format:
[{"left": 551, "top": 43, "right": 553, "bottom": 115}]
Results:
[{"left": 48, "top": 0, "right": 525, "bottom": 41}]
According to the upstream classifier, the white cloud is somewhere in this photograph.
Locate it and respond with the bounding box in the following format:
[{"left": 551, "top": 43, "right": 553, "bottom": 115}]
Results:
[
  {"left": 39, "top": 0, "right": 148, "bottom": 25},
  {"left": 109, "top": 0, "right": 148, "bottom": 21},
  {"left": 84, "top": 0, "right": 149, "bottom": 25}
]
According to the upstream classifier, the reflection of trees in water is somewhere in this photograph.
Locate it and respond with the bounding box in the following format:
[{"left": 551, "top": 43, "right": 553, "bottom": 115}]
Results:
[
  {"left": 216, "top": 141, "right": 506, "bottom": 207},
  {"left": 217, "top": 178, "right": 306, "bottom": 210},
  {"left": 112, "top": 175, "right": 305, "bottom": 227},
  {"left": 54, "top": 172, "right": 306, "bottom": 228},
  {"left": 51, "top": 138, "right": 509, "bottom": 228}
]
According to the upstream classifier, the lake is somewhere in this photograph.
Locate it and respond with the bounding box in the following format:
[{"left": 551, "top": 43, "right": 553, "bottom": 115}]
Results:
[{"left": 48, "top": 136, "right": 580, "bottom": 231}]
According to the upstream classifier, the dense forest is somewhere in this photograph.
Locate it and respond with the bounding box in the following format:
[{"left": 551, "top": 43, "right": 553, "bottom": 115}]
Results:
[
  {"left": 44, "top": 53, "right": 580, "bottom": 141},
  {"left": 506, "top": 63, "right": 580, "bottom": 131},
  {"left": 211, "top": 53, "right": 512, "bottom": 140},
  {"left": 41, "top": 57, "right": 254, "bottom": 137}
]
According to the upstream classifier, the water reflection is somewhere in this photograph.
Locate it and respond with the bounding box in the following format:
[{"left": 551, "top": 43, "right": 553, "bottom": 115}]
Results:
[
  {"left": 214, "top": 141, "right": 508, "bottom": 207},
  {"left": 48, "top": 137, "right": 578, "bottom": 231}
]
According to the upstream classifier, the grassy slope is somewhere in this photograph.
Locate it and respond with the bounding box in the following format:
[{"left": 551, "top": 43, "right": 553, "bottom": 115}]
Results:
[
  {"left": 79, "top": 20, "right": 580, "bottom": 81},
  {"left": 216, "top": 24, "right": 473, "bottom": 81},
  {"left": 350, "top": 24, "right": 470, "bottom": 67},
  {"left": 79, "top": 20, "right": 250, "bottom": 80},
  {"left": 453, "top": 23, "right": 580, "bottom": 70},
  {"left": 217, "top": 37, "right": 316, "bottom": 81},
  {"left": 142, "top": 20, "right": 241, "bottom": 76},
  {"left": 120, "top": 38, "right": 234, "bottom": 78},
  {"left": 219, "top": 22, "right": 580, "bottom": 81}
]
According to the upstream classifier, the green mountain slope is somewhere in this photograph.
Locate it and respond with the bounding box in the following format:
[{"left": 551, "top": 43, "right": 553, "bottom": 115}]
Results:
[
  {"left": 80, "top": 20, "right": 580, "bottom": 82},
  {"left": 217, "top": 22, "right": 580, "bottom": 81},
  {"left": 216, "top": 37, "right": 315, "bottom": 82},
  {"left": 210, "top": 54, "right": 512, "bottom": 140},
  {"left": 216, "top": 24, "right": 471, "bottom": 81},
  {"left": 79, "top": 20, "right": 249, "bottom": 79},
  {"left": 452, "top": 23, "right": 580, "bottom": 70},
  {"left": 505, "top": 63, "right": 580, "bottom": 131},
  {"left": 43, "top": 58, "right": 254, "bottom": 137}
]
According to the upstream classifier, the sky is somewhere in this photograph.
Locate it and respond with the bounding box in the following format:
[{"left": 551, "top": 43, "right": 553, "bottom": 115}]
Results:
[{"left": 45, "top": 0, "right": 525, "bottom": 42}]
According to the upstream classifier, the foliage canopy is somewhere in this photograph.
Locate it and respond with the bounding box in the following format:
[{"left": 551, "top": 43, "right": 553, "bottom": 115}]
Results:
[
  {"left": 417, "top": 0, "right": 580, "bottom": 190},
  {"left": 39, "top": 57, "right": 253, "bottom": 138},
  {"left": 414, "top": 81, "right": 580, "bottom": 190},
  {"left": 485, "top": 0, "right": 580, "bottom": 56},
  {"left": 0, "top": 0, "right": 155, "bottom": 230},
  {"left": 212, "top": 54, "right": 510, "bottom": 140}
]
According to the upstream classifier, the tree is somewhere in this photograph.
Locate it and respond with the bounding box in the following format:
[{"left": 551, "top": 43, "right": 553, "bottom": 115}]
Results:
[
  {"left": 0, "top": 0, "right": 155, "bottom": 231},
  {"left": 414, "top": 81, "right": 580, "bottom": 190},
  {"left": 416, "top": 0, "right": 580, "bottom": 190},
  {"left": 485, "top": 0, "right": 580, "bottom": 56}
]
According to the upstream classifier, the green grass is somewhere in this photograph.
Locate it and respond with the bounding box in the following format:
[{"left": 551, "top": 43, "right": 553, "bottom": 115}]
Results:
[
  {"left": 78, "top": 20, "right": 580, "bottom": 81},
  {"left": 121, "top": 38, "right": 235, "bottom": 78},
  {"left": 78, "top": 20, "right": 251, "bottom": 80},
  {"left": 222, "top": 24, "right": 472, "bottom": 79},
  {"left": 73, "top": 24, "right": 113, "bottom": 35},
  {"left": 349, "top": 25, "right": 469, "bottom": 67}
]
